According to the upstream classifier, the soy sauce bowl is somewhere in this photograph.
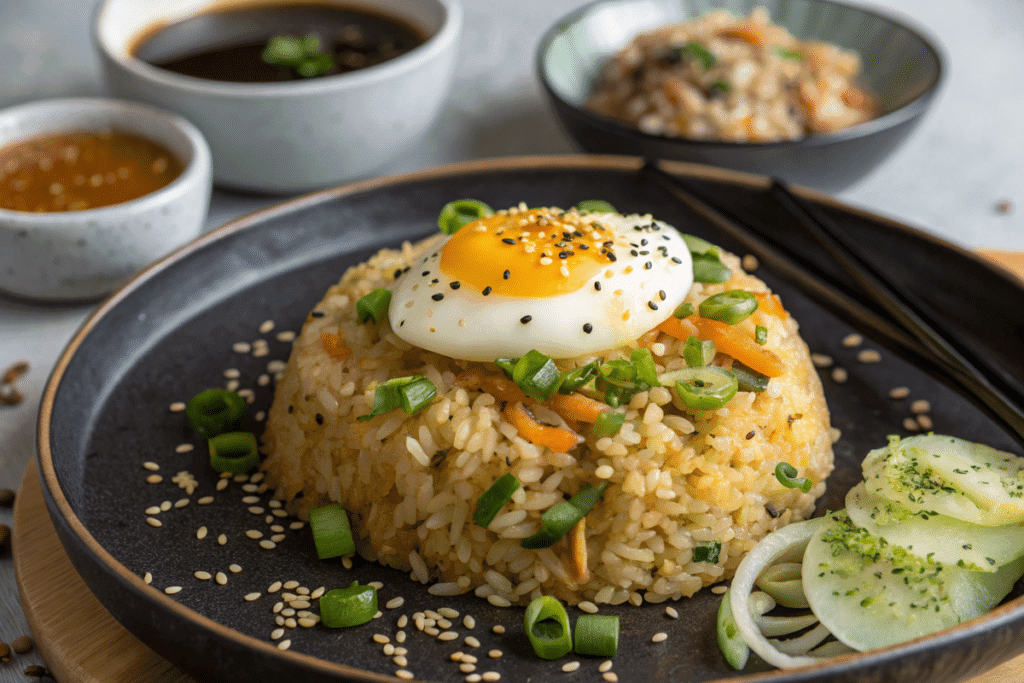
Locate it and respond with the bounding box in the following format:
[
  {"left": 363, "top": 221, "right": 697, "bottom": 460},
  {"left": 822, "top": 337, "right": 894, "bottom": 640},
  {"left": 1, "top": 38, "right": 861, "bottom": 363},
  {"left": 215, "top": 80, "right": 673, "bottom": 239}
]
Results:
[
  {"left": 94, "top": 0, "right": 462, "bottom": 194},
  {"left": 537, "top": 0, "right": 945, "bottom": 192},
  {"left": 0, "top": 97, "right": 212, "bottom": 303}
]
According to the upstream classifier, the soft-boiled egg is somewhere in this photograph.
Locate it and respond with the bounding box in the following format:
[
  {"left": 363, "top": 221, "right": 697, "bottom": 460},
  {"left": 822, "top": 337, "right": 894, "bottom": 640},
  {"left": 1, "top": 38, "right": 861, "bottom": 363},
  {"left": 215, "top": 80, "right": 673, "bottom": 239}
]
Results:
[{"left": 388, "top": 206, "right": 693, "bottom": 361}]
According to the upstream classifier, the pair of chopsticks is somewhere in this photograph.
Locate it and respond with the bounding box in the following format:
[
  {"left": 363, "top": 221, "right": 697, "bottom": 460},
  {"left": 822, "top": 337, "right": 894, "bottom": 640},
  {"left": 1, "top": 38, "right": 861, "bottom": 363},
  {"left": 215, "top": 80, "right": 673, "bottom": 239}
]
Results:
[{"left": 638, "top": 161, "right": 1024, "bottom": 446}]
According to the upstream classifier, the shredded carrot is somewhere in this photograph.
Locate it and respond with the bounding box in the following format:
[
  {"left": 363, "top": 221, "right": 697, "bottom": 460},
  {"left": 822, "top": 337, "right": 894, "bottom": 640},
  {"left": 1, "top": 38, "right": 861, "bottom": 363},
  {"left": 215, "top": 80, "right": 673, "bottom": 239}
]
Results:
[
  {"left": 637, "top": 328, "right": 661, "bottom": 350},
  {"left": 719, "top": 24, "right": 764, "bottom": 45},
  {"left": 569, "top": 518, "right": 590, "bottom": 584},
  {"left": 656, "top": 314, "right": 696, "bottom": 342},
  {"left": 547, "top": 392, "right": 608, "bottom": 425},
  {"left": 754, "top": 292, "right": 788, "bottom": 320},
  {"left": 455, "top": 370, "right": 530, "bottom": 404},
  {"left": 691, "top": 317, "right": 785, "bottom": 377},
  {"left": 320, "top": 332, "right": 350, "bottom": 360},
  {"left": 504, "top": 401, "right": 582, "bottom": 453}
]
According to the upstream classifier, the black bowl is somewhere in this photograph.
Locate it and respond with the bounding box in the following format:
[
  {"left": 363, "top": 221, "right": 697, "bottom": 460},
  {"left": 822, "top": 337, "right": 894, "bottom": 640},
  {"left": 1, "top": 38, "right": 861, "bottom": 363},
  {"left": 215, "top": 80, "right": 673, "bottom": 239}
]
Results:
[{"left": 537, "top": 0, "right": 945, "bottom": 191}]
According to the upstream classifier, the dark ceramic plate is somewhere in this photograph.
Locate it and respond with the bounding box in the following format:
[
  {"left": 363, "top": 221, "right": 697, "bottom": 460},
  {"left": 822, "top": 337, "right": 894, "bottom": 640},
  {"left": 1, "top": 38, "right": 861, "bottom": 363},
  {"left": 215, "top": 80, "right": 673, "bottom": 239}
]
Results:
[{"left": 39, "top": 157, "right": 1024, "bottom": 683}]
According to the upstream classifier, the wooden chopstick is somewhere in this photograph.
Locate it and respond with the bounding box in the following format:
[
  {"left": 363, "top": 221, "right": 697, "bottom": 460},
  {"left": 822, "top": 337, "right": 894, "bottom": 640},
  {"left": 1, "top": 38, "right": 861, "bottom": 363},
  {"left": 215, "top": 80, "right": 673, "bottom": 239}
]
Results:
[{"left": 639, "top": 161, "right": 1024, "bottom": 444}]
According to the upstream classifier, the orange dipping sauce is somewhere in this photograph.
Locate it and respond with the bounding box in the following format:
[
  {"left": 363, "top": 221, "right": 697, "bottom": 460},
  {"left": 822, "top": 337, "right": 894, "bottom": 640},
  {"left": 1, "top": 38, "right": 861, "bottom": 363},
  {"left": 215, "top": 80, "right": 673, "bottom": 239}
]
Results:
[{"left": 0, "top": 131, "right": 183, "bottom": 213}]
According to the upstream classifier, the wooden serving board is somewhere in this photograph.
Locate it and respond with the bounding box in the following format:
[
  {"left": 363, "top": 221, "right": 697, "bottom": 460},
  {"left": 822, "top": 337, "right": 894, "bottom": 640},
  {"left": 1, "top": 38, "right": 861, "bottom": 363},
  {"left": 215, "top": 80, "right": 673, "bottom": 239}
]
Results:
[{"left": 13, "top": 250, "right": 1024, "bottom": 683}]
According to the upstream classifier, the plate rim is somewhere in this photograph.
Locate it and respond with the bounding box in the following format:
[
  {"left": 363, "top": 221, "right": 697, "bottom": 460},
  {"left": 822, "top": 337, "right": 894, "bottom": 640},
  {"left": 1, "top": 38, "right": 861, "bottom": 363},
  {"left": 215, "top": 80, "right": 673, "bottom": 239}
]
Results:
[{"left": 35, "top": 153, "right": 1024, "bottom": 682}]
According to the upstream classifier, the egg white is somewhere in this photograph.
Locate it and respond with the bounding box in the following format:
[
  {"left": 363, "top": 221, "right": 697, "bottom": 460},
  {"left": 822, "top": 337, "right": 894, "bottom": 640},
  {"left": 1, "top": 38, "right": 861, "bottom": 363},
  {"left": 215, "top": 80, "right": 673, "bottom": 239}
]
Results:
[{"left": 388, "top": 213, "right": 694, "bottom": 362}]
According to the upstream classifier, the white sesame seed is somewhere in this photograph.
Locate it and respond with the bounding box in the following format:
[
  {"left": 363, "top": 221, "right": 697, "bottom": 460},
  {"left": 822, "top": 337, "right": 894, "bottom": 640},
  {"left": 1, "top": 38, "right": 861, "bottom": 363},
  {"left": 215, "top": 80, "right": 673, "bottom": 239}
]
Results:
[
  {"left": 562, "top": 661, "right": 581, "bottom": 672},
  {"left": 368, "top": 581, "right": 384, "bottom": 590},
  {"left": 175, "top": 443, "right": 195, "bottom": 454},
  {"left": 842, "top": 333, "right": 863, "bottom": 347},
  {"left": 143, "top": 461, "right": 160, "bottom": 471},
  {"left": 385, "top": 596, "right": 405, "bottom": 610},
  {"left": 216, "top": 572, "right": 228, "bottom": 585},
  {"left": 465, "top": 675, "right": 482, "bottom": 683},
  {"left": 169, "top": 401, "right": 186, "bottom": 412},
  {"left": 711, "top": 585, "right": 728, "bottom": 595},
  {"left": 857, "top": 349, "right": 882, "bottom": 364},
  {"left": 481, "top": 672, "right": 501, "bottom": 682},
  {"left": 384, "top": 644, "right": 396, "bottom": 656},
  {"left": 831, "top": 367, "right": 848, "bottom": 383},
  {"left": 241, "top": 495, "right": 259, "bottom": 504},
  {"left": 146, "top": 474, "right": 163, "bottom": 484},
  {"left": 397, "top": 614, "right": 409, "bottom": 628},
  {"left": 742, "top": 254, "right": 759, "bottom": 271},
  {"left": 281, "top": 608, "right": 296, "bottom": 617},
  {"left": 277, "top": 331, "right": 296, "bottom": 342},
  {"left": 578, "top": 601, "right": 598, "bottom": 614},
  {"left": 295, "top": 586, "right": 309, "bottom": 595},
  {"left": 277, "top": 639, "right": 291, "bottom": 651},
  {"left": 273, "top": 602, "right": 284, "bottom": 613},
  {"left": 144, "top": 572, "right": 153, "bottom": 584},
  {"left": 488, "top": 650, "right": 503, "bottom": 659},
  {"left": 438, "top": 618, "right": 453, "bottom": 629},
  {"left": 311, "top": 586, "right": 325, "bottom": 599},
  {"left": 260, "top": 540, "right": 277, "bottom": 550},
  {"left": 164, "top": 586, "right": 182, "bottom": 595},
  {"left": 271, "top": 628, "right": 284, "bottom": 640},
  {"left": 272, "top": 509, "right": 287, "bottom": 517},
  {"left": 463, "top": 615, "right": 476, "bottom": 630},
  {"left": 393, "top": 655, "right": 409, "bottom": 667},
  {"left": 198, "top": 496, "right": 215, "bottom": 505},
  {"left": 271, "top": 534, "right": 286, "bottom": 543},
  {"left": 394, "top": 647, "right": 407, "bottom": 656},
  {"left": 811, "top": 352, "right": 834, "bottom": 368},
  {"left": 146, "top": 517, "right": 162, "bottom": 528},
  {"left": 910, "top": 399, "right": 931, "bottom": 414},
  {"left": 146, "top": 505, "right": 162, "bottom": 515},
  {"left": 424, "top": 626, "right": 440, "bottom": 637},
  {"left": 259, "top": 320, "right": 275, "bottom": 334},
  {"left": 174, "top": 498, "right": 190, "bottom": 508},
  {"left": 460, "top": 663, "right": 476, "bottom": 673},
  {"left": 159, "top": 500, "right": 172, "bottom": 512},
  {"left": 395, "top": 671, "right": 413, "bottom": 680},
  {"left": 492, "top": 625, "right": 505, "bottom": 634},
  {"left": 373, "top": 633, "right": 390, "bottom": 644},
  {"left": 917, "top": 414, "right": 934, "bottom": 430},
  {"left": 245, "top": 592, "right": 261, "bottom": 602},
  {"left": 218, "top": 534, "right": 227, "bottom": 545},
  {"left": 229, "top": 564, "right": 242, "bottom": 573},
  {"left": 298, "top": 617, "right": 317, "bottom": 628},
  {"left": 665, "top": 606, "right": 679, "bottom": 619},
  {"left": 450, "top": 652, "right": 464, "bottom": 662},
  {"left": 438, "top": 631, "right": 459, "bottom": 642},
  {"left": 487, "top": 595, "right": 511, "bottom": 607},
  {"left": 249, "top": 506, "right": 265, "bottom": 515},
  {"left": 246, "top": 529, "right": 263, "bottom": 539},
  {"left": 216, "top": 479, "right": 229, "bottom": 491},
  {"left": 284, "top": 618, "right": 296, "bottom": 629},
  {"left": 291, "top": 600, "right": 311, "bottom": 609},
  {"left": 599, "top": 660, "right": 613, "bottom": 672},
  {"left": 903, "top": 417, "right": 920, "bottom": 431},
  {"left": 602, "top": 673, "right": 618, "bottom": 682},
  {"left": 464, "top": 636, "right": 481, "bottom": 648},
  {"left": 394, "top": 630, "right": 406, "bottom": 644},
  {"left": 652, "top": 632, "right": 668, "bottom": 642},
  {"left": 194, "top": 571, "right": 212, "bottom": 581}
]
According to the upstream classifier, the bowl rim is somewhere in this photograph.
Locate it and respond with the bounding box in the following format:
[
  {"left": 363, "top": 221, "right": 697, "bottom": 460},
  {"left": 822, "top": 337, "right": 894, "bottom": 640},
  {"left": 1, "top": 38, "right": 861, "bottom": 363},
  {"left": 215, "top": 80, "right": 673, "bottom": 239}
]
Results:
[
  {"left": 92, "top": 0, "right": 463, "bottom": 97},
  {"left": 0, "top": 96, "right": 212, "bottom": 224},
  {"left": 535, "top": 0, "right": 947, "bottom": 150}
]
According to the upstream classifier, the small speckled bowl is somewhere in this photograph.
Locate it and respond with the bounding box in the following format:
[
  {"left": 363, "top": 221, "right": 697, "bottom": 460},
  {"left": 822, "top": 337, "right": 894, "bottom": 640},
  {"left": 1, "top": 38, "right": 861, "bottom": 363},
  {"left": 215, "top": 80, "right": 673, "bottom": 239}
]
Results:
[{"left": 0, "top": 97, "right": 212, "bottom": 303}]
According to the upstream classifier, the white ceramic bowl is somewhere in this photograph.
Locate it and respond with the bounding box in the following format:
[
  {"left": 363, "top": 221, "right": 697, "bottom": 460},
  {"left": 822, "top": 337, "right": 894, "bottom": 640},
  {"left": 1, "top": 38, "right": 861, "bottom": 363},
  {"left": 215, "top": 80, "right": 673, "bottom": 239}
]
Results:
[
  {"left": 94, "top": 0, "right": 462, "bottom": 194},
  {"left": 0, "top": 98, "right": 212, "bottom": 303}
]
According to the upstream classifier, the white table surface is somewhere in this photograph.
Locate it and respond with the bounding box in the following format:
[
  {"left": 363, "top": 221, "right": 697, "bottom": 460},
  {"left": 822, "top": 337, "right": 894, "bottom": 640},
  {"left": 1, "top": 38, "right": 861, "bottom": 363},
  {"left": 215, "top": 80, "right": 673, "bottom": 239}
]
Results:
[{"left": 0, "top": 0, "right": 1021, "bottom": 679}]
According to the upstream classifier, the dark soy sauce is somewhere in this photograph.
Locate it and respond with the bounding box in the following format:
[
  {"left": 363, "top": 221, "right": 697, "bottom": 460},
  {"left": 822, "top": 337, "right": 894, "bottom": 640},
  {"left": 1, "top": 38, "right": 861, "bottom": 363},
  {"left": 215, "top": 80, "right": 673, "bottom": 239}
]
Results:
[{"left": 133, "top": 4, "right": 427, "bottom": 82}]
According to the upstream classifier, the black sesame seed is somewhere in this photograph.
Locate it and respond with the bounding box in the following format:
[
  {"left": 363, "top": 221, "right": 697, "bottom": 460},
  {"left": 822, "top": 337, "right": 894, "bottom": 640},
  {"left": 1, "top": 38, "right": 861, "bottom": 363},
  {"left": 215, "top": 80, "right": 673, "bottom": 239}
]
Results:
[
  {"left": 310, "top": 311, "right": 325, "bottom": 318},
  {"left": 659, "top": 290, "right": 666, "bottom": 300},
  {"left": 639, "top": 250, "right": 649, "bottom": 255},
  {"left": 559, "top": 251, "right": 572, "bottom": 259},
  {"left": 520, "top": 315, "right": 532, "bottom": 324},
  {"left": 671, "top": 257, "right": 682, "bottom": 264},
  {"left": 607, "top": 253, "right": 617, "bottom": 262},
  {"left": 573, "top": 230, "right": 583, "bottom": 237},
  {"left": 315, "top": 413, "right": 324, "bottom": 425},
  {"left": 288, "top": 405, "right": 294, "bottom": 413},
  {"left": 594, "top": 281, "right": 602, "bottom": 291},
  {"left": 641, "top": 238, "right": 648, "bottom": 246},
  {"left": 501, "top": 238, "right": 516, "bottom": 245},
  {"left": 603, "top": 240, "right": 614, "bottom": 247},
  {"left": 400, "top": 320, "right": 405, "bottom": 327},
  {"left": 579, "top": 244, "right": 589, "bottom": 250},
  {"left": 482, "top": 286, "right": 492, "bottom": 296},
  {"left": 583, "top": 323, "right": 593, "bottom": 334},
  {"left": 422, "top": 271, "right": 430, "bottom": 276},
  {"left": 648, "top": 301, "right": 659, "bottom": 311},
  {"left": 630, "top": 249, "right": 639, "bottom": 256},
  {"left": 431, "top": 278, "right": 439, "bottom": 284},
  {"left": 394, "top": 268, "right": 403, "bottom": 279},
  {"left": 503, "top": 270, "right": 511, "bottom": 280},
  {"left": 432, "top": 293, "right": 444, "bottom": 301},
  {"left": 645, "top": 261, "right": 653, "bottom": 269}
]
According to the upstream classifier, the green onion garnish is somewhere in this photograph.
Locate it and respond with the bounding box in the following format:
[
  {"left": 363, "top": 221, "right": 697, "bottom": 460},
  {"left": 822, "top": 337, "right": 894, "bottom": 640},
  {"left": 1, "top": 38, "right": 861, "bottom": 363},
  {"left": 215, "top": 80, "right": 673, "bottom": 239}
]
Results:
[
  {"left": 673, "top": 302, "right": 695, "bottom": 319},
  {"left": 575, "top": 200, "right": 617, "bottom": 214},
  {"left": 574, "top": 614, "right": 620, "bottom": 657},
  {"left": 683, "top": 335, "right": 716, "bottom": 367},
  {"left": 680, "top": 234, "right": 720, "bottom": 256},
  {"left": 513, "top": 350, "right": 562, "bottom": 402},
  {"left": 675, "top": 40, "right": 717, "bottom": 70},
  {"left": 356, "top": 288, "right": 392, "bottom": 324},
  {"left": 775, "top": 462, "right": 813, "bottom": 493},
  {"left": 699, "top": 290, "right": 758, "bottom": 324},
  {"left": 592, "top": 410, "right": 625, "bottom": 437},
  {"left": 558, "top": 360, "right": 600, "bottom": 394},
  {"left": 693, "top": 540, "right": 722, "bottom": 563},
  {"left": 524, "top": 596, "right": 573, "bottom": 660},
  {"left": 663, "top": 366, "right": 738, "bottom": 410},
  {"left": 630, "top": 348, "right": 661, "bottom": 387},
  {"left": 438, "top": 199, "right": 494, "bottom": 235},
  {"left": 207, "top": 431, "right": 259, "bottom": 474},
  {"left": 473, "top": 473, "right": 522, "bottom": 528},
  {"left": 691, "top": 253, "right": 732, "bottom": 283},
  {"left": 521, "top": 482, "right": 609, "bottom": 549},
  {"left": 320, "top": 581, "right": 377, "bottom": 628},
  {"left": 755, "top": 325, "right": 768, "bottom": 345},
  {"left": 309, "top": 503, "right": 356, "bottom": 559},
  {"left": 262, "top": 33, "right": 336, "bottom": 78},
  {"left": 717, "top": 588, "right": 749, "bottom": 670},
  {"left": 494, "top": 358, "right": 517, "bottom": 377},
  {"left": 185, "top": 388, "right": 247, "bottom": 438},
  {"left": 733, "top": 361, "right": 769, "bottom": 393},
  {"left": 775, "top": 46, "right": 804, "bottom": 61},
  {"left": 358, "top": 375, "right": 437, "bottom": 421},
  {"left": 709, "top": 79, "right": 731, "bottom": 94}
]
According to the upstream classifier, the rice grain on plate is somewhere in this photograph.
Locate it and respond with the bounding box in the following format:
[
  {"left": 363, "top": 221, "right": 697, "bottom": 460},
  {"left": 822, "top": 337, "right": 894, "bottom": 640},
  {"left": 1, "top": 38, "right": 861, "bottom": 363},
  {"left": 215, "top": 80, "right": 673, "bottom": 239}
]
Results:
[{"left": 261, "top": 213, "right": 832, "bottom": 606}]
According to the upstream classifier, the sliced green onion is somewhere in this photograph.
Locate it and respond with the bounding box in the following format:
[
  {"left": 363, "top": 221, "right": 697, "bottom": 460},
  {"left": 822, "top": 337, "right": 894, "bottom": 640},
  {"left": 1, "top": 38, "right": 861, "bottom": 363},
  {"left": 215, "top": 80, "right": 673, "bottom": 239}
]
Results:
[
  {"left": 186, "top": 388, "right": 246, "bottom": 438},
  {"left": 709, "top": 79, "right": 731, "bottom": 94},
  {"left": 309, "top": 503, "right": 356, "bottom": 559},
  {"left": 667, "top": 366, "right": 738, "bottom": 410},
  {"left": 692, "top": 253, "right": 732, "bottom": 283},
  {"left": 592, "top": 410, "right": 625, "bottom": 437},
  {"left": 575, "top": 200, "right": 617, "bottom": 214},
  {"left": 699, "top": 290, "right": 758, "bottom": 324},
  {"left": 717, "top": 588, "right": 750, "bottom": 670},
  {"left": 574, "top": 614, "right": 620, "bottom": 657},
  {"left": 473, "top": 473, "right": 521, "bottom": 527},
  {"left": 438, "top": 199, "right": 494, "bottom": 235},
  {"left": 675, "top": 40, "right": 717, "bottom": 70},
  {"left": 755, "top": 325, "right": 768, "bottom": 345},
  {"left": 603, "top": 385, "right": 624, "bottom": 408},
  {"left": 524, "top": 596, "right": 572, "bottom": 660},
  {"left": 358, "top": 375, "right": 437, "bottom": 421},
  {"left": 733, "top": 361, "right": 769, "bottom": 393},
  {"left": 295, "top": 53, "right": 335, "bottom": 77},
  {"left": 775, "top": 462, "right": 813, "bottom": 493},
  {"left": 356, "top": 288, "right": 392, "bottom": 324},
  {"left": 683, "top": 335, "right": 716, "bottom": 367},
  {"left": 775, "top": 46, "right": 804, "bottom": 61},
  {"left": 630, "top": 348, "right": 661, "bottom": 387},
  {"left": 558, "top": 360, "right": 600, "bottom": 394},
  {"left": 208, "top": 431, "right": 259, "bottom": 474},
  {"left": 673, "top": 301, "right": 695, "bottom": 319},
  {"left": 522, "top": 482, "right": 609, "bottom": 549},
  {"left": 320, "top": 581, "right": 377, "bottom": 628},
  {"left": 494, "top": 358, "right": 517, "bottom": 377},
  {"left": 693, "top": 540, "right": 722, "bottom": 563},
  {"left": 680, "top": 233, "right": 720, "bottom": 256},
  {"left": 513, "top": 350, "right": 562, "bottom": 402},
  {"left": 262, "top": 33, "right": 336, "bottom": 78},
  {"left": 597, "top": 359, "right": 637, "bottom": 388}
]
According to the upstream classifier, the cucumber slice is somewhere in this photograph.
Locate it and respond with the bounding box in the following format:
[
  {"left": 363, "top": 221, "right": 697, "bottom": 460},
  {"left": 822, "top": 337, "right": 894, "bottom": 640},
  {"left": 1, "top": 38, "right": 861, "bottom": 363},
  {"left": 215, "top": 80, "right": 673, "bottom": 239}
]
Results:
[
  {"left": 846, "top": 482, "right": 1024, "bottom": 571},
  {"left": 802, "top": 511, "right": 1024, "bottom": 652},
  {"left": 861, "top": 435, "right": 1024, "bottom": 525},
  {"left": 716, "top": 588, "right": 749, "bottom": 670}
]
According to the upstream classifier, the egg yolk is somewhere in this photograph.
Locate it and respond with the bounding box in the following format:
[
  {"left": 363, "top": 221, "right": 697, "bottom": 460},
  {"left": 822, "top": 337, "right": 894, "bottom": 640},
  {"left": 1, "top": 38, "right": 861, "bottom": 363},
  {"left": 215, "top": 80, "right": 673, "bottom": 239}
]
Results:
[{"left": 439, "top": 208, "right": 620, "bottom": 298}]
